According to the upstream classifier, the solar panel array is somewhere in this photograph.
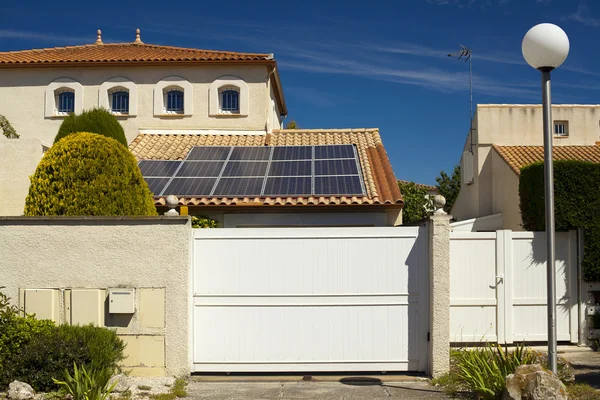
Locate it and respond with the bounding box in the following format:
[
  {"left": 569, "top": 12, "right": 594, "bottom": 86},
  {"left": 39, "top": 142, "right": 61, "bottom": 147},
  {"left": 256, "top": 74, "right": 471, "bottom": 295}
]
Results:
[{"left": 139, "top": 145, "right": 366, "bottom": 197}]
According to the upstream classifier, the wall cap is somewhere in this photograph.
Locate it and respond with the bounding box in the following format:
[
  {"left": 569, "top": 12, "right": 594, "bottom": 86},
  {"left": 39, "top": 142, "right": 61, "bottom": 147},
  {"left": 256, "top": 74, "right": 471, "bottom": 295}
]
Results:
[{"left": 0, "top": 216, "right": 190, "bottom": 226}]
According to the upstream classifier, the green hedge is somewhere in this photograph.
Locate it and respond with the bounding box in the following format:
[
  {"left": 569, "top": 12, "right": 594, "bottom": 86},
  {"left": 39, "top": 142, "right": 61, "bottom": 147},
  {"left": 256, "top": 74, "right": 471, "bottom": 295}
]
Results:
[
  {"left": 54, "top": 108, "right": 127, "bottom": 146},
  {"left": 25, "top": 132, "right": 157, "bottom": 216},
  {"left": 519, "top": 160, "right": 600, "bottom": 281}
]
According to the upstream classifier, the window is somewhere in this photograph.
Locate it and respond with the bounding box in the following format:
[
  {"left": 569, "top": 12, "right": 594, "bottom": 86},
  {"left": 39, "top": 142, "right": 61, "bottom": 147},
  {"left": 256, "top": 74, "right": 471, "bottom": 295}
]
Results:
[
  {"left": 166, "top": 89, "right": 184, "bottom": 114},
  {"left": 554, "top": 120, "right": 569, "bottom": 137},
  {"left": 154, "top": 77, "right": 192, "bottom": 116},
  {"left": 110, "top": 90, "right": 129, "bottom": 114},
  {"left": 45, "top": 79, "right": 83, "bottom": 118},
  {"left": 219, "top": 87, "right": 240, "bottom": 114},
  {"left": 56, "top": 90, "right": 75, "bottom": 114},
  {"left": 209, "top": 76, "right": 248, "bottom": 117}
]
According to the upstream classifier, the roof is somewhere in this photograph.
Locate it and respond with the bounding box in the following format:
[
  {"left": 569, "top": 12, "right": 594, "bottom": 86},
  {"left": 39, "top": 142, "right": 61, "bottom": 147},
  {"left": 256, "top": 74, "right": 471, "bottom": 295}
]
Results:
[
  {"left": 493, "top": 145, "right": 600, "bottom": 174},
  {"left": 129, "top": 129, "right": 403, "bottom": 208},
  {"left": 397, "top": 180, "right": 437, "bottom": 192},
  {"left": 0, "top": 44, "right": 272, "bottom": 66}
]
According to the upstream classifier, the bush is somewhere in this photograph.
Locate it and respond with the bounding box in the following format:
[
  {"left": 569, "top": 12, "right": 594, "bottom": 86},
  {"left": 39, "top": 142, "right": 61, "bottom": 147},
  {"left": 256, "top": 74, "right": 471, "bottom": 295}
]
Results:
[
  {"left": 519, "top": 160, "right": 600, "bottom": 281},
  {"left": 24, "top": 132, "right": 157, "bottom": 216},
  {"left": 0, "top": 289, "right": 54, "bottom": 389},
  {"left": 54, "top": 108, "right": 127, "bottom": 146},
  {"left": 53, "top": 363, "right": 117, "bottom": 400},
  {"left": 449, "top": 344, "right": 538, "bottom": 399},
  {"left": 8, "top": 324, "right": 125, "bottom": 392},
  {"left": 191, "top": 215, "right": 219, "bottom": 228},
  {"left": 398, "top": 181, "right": 432, "bottom": 224}
]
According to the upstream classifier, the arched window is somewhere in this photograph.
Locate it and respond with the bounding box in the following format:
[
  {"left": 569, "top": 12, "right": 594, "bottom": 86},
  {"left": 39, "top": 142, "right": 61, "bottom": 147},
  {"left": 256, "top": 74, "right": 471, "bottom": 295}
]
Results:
[
  {"left": 56, "top": 90, "right": 75, "bottom": 114},
  {"left": 165, "top": 89, "right": 184, "bottom": 114},
  {"left": 110, "top": 90, "right": 129, "bottom": 114},
  {"left": 219, "top": 87, "right": 240, "bottom": 114}
]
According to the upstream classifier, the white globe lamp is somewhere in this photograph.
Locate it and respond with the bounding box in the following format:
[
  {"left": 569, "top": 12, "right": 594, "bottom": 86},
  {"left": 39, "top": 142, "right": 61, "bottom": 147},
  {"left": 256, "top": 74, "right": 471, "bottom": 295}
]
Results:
[
  {"left": 522, "top": 23, "right": 570, "bottom": 70},
  {"left": 521, "top": 23, "right": 570, "bottom": 375}
]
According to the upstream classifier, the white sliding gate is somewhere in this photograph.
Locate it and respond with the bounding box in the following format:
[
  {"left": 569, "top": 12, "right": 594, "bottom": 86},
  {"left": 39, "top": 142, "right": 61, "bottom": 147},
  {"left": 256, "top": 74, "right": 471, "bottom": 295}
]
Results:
[
  {"left": 192, "top": 227, "right": 429, "bottom": 373},
  {"left": 450, "top": 230, "right": 579, "bottom": 344}
]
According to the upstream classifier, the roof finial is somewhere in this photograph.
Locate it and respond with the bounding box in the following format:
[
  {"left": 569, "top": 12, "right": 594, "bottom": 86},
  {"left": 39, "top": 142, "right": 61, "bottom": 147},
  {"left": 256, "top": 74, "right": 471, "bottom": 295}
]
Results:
[
  {"left": 134, "top": 28, "right": 143, "bottom": 44},
  {"left": 95, "top": 29, "right": 103, "bottom": 45}
]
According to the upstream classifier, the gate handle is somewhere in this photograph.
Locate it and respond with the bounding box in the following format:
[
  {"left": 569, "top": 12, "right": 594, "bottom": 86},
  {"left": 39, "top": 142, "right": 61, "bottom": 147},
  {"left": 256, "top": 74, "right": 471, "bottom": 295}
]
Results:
[{"left": 495, "top": 274, "right": 504, "bottom": 283}]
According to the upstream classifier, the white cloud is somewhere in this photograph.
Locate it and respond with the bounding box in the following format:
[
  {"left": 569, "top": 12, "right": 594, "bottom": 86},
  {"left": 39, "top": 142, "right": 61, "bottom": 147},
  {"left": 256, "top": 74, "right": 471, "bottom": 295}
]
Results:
[
  {"left": 0, "top": 29, "right": 91, "bottom": 44},
  {"left": 566, "top": 4, "right": 600, "bottom": 27}
]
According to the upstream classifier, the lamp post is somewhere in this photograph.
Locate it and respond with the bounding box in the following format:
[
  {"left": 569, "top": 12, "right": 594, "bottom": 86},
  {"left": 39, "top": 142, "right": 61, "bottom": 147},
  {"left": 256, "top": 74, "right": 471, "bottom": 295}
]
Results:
[{"left": 521, "top": 23, "right": 570, "bottom": 374}]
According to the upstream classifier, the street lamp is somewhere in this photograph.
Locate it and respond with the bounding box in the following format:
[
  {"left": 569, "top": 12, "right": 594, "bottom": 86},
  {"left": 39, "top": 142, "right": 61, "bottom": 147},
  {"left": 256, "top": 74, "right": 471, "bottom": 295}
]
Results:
[{"left": 522, "top": 23, "right": 570, "bottom": 374}]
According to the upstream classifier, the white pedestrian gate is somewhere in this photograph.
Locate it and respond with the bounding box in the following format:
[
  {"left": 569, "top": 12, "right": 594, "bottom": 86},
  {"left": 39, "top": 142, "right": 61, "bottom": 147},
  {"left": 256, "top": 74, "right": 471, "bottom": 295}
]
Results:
[
  {"left": 192, "top": 227, "right": 429, "bottom": 372},
  {"left": 449, "top": 230, "right": 579, "bottom": 344}
]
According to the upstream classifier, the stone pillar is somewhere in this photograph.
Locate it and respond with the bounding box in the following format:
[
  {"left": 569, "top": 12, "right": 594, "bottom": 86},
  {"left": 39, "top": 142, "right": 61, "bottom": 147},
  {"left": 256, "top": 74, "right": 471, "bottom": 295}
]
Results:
[{"left": 429, "top": 195, "right": 451, "bottom": 377}]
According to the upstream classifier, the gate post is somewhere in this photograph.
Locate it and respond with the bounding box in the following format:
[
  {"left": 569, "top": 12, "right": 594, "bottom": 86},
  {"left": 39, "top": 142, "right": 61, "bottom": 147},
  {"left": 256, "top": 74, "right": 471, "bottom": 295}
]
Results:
[{"left": 428, "top": 196, "right": 451, "bottom": 377}]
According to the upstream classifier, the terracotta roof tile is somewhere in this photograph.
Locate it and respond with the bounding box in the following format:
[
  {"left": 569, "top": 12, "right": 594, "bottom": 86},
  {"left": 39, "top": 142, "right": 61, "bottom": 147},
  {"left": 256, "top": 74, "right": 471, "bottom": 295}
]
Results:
[
  {"left": 129, "top": 129, "right": 403, "bottom": 208},
  {"left": 493, "top": 145, "right": 600, "bottom": 174},
  {"left": 0, "top": 42, "right": 272, "bottom": 66}
]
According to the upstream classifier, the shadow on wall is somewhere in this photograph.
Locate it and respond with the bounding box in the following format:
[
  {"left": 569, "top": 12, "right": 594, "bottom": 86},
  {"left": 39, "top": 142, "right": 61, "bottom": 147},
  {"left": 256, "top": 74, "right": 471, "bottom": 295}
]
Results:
[{"left": 525, "top": 232, "right": 573, "bottom": 314}]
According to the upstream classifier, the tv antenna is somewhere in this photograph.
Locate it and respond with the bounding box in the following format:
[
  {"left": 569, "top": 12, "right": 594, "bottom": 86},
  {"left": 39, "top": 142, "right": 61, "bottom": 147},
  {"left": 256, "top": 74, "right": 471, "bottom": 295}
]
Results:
[{"left": 448, "top": 45, "right": 474, "bottom": 151}]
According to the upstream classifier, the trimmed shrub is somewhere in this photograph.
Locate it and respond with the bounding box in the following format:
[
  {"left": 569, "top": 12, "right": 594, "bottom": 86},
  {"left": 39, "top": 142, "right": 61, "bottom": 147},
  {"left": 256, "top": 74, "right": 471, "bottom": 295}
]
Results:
[
  {"left": 0, "top": 290, "right": 55, "bottom": 389},
  {"left": 519, "top": 160, "right": 600, "bottom": 281},
  {"left": 191, "top": 215, "right": 219, "bottom": 228},
  {"left": 54, "top": 108, "right": 127, "bottom": 146},
  {"left": 8, "top": 324, "right": 125, "bottom": 392},
  {"left": 24, "top": 132, "right": 157, "bottom": 216}
]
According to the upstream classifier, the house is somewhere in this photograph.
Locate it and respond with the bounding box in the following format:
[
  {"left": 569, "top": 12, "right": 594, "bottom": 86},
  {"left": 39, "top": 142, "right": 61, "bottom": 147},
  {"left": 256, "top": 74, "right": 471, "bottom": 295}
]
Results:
[
  {"left": 451, "top": 104, "right": 600, "bottom": 231},
  {"left": 0, "top": 29, "right": 403, "bottom": 224}
]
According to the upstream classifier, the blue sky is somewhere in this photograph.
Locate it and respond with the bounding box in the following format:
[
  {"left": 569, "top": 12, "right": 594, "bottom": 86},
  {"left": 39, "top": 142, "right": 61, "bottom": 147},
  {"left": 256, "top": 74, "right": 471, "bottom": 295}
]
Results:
[{"left": 1, "top": 0, "right": 599, "bottom": 185}]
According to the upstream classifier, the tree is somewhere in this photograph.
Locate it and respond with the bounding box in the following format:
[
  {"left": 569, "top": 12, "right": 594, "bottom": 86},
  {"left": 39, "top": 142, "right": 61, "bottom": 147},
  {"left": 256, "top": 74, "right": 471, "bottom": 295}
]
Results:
[
  {"left": 398, "top": 181, "right": 433, "bottom": 225},
  {"left": 435, "top": 164, "right": 460, "bottom": 214},
  {"left": 285, "top": 120, "right": 299, "bottom": 129},
  {"left": 54, "top": 108, "right": 127, "bottom": 146},
  {"left": 0, "top": 115, "right": 19, "bottom": 138},
  {"left": 25, "top": 132, "right": 156, "bottom": 216}
]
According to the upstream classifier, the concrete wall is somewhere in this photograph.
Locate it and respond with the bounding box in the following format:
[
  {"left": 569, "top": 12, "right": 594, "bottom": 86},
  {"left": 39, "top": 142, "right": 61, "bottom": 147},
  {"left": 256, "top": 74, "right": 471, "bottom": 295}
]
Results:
[
  {"left": 0, "top": 139, "right": 44, "bottom": 216},
  {"left": 0, "top": 217, "right": 191, "bottom": 377},
  {"left": 491, "top": 150, "right": 522, "bottom": 231},
  {"left": 0, "top": 65, "right": 274, "bottom": 145},
  {"left": 476, "top": 104, "right": 600, "bottom": 146}
]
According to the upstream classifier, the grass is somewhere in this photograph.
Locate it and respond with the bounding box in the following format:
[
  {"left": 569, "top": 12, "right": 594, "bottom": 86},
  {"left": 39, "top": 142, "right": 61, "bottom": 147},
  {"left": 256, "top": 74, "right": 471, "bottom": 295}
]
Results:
[
  {"left": 568, "top": 383, "right": 600, "bottom": 400},
  {"left": 119, "top": 390, "right": 132, "bottom": 399},
  {"left": 148, "top": 378, "right": 187, "bottom": 400}
]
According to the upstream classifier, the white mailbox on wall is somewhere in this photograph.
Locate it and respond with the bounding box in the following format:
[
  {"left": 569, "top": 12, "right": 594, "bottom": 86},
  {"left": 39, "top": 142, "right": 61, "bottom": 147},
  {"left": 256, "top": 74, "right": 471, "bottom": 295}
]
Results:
[{"left": 109, "top": 288, "right": 135, "bottom": 314}]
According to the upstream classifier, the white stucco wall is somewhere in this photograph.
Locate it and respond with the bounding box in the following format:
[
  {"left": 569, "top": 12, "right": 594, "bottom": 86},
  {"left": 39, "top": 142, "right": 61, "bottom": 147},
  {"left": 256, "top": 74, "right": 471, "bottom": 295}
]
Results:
[
  {"left": 0, "top": 139, "right": 44, "bottom": 216},
  {"left": 0, "top": 217, "right": 191, "bottom": 376},
  {"left": 491, "top": 150, "right": 522, "bottom": 231},
  {"left": 476, "top": 104, "right": 600, "bottom": 146},
  {"left": 0, "top": 65, "right": 276, "bottom": 145}
]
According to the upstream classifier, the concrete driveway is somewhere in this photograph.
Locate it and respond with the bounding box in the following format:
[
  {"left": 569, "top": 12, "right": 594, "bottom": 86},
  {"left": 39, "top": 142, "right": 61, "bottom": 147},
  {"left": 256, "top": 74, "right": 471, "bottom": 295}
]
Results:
[{"left": 188, "top": 377, "right": 451, "bottom": 399}]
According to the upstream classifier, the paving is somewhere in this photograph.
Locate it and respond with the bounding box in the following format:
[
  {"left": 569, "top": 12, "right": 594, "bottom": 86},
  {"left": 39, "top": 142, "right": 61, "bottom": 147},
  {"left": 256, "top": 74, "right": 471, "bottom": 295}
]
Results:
[
  {"left": 556, "top": 346, "right": 600, "bottom": 389},
  {"left": 187, "top": 379, "right": 451, "bottom": 399}
]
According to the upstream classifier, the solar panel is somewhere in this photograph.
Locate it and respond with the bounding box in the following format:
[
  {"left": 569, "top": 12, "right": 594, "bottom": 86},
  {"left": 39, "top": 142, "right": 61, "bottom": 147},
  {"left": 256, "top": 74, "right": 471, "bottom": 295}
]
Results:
[
  {"left": 268, "top": 161, "right": 311, "bottom": 177},
  {"left": 222, "top": 161, "right": 268, "bottom": 177},
  {"left": 314, "top": 176, "right": 363, "bottom": 196},
  {"left": 176, "top": 161, "right": 224, "bottom": 177},
  {"left": 187, "top": 146, "right": 231, "bottom": 161},
  {"left": 229, "top": 147, "right": 271, "bottom": 161},
  {"left": 314, "top": 145, "right": 355, "bottom": 160},
  {"left": 141, "top": 145, "right": 367, "bottom": 198},
  {"left": 272, "top": 146, "right": 312, "bottom": 161},
  {"left": 145, "top": 178, "right": 171, "bottom": 195},
  {"left": 163, "top": 178, "right": 217, "bottom": 196},
  {"left": 213, "top": 178, "right": 264, "bottom": 197},
  {"left": 138, "top": 160, "right": 181, "bottom": 177},
  {"left": 263, "top": 177, "right": 312, "bottom": 196},
  {"left": 315, "top": 159, "right": 359, "bottom": 176}
]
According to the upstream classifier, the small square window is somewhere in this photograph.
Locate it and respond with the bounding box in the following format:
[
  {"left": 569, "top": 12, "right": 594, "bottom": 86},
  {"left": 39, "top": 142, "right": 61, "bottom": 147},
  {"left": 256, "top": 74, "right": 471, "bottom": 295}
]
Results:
[
  {"left": 219, "top": 87, "right": 240, "bottom": 114},
  {"left": 110, "top": 90, "right": 129, "bottom": 114},
  {"left": 554, "top": 120, "right": 569, "bottom": 137},
  {"left": 56, "top": 90, "right": 75, "bottom": 114},
  {"left": 164, "top": 89, "right": 184, "bottom": 114}
]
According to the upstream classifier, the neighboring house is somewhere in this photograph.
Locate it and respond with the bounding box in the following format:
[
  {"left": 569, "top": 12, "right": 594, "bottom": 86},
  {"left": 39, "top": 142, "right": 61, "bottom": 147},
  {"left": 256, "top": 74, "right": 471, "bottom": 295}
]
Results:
[
  {"left": 452, "top": 104, "right": 600, "bottom": 231},
  {"left": 0, "top": 29, "right": 403, "bottom": 224}
]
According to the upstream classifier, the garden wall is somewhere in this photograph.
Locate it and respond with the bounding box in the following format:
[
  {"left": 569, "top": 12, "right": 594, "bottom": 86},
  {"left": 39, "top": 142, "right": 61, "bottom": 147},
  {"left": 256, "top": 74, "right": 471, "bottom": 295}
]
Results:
[{"left": 0, "top": 216, "right": 191, "bottom": 377}]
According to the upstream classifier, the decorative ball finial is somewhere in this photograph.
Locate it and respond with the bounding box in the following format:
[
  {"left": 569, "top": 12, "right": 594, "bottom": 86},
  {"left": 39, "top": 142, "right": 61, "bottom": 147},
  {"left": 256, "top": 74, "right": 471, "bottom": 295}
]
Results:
[
  {"left": 164, "top": 195, "right": 179, "bottom": 216},
  {"left": 95, "top": 29, "right": 103, "bottom": 45},
  {"left": 433, "top": 194, "right": 447, "bottom": 215},
  {"left": 134, "top": 28, "right": 143, "bottom": 44}
]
